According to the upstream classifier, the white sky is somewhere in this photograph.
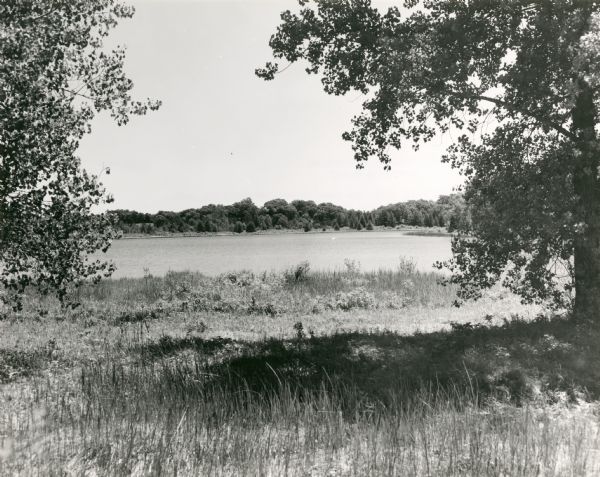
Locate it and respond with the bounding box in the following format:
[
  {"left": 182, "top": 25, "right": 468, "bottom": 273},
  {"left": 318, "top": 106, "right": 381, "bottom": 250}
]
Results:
[{"left": 78, "top": 0, "right": 463, "bottom": 213}]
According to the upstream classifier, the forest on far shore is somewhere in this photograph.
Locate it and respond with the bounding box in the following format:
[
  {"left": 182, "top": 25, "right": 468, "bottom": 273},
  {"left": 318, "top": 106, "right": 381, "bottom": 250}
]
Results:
[{"left": 112, "top": 194, "right": 471, "bottom": 235}]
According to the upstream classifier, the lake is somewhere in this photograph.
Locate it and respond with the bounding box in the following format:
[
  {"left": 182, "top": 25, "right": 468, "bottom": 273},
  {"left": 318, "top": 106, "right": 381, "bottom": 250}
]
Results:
[{"left": 105, "top": 231, "right": 452, "bottom": 279}]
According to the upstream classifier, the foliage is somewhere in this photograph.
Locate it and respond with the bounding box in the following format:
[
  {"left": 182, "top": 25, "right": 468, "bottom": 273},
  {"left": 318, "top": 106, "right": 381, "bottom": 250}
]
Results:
[
  {"left": 442, "top": 131, "right": 578, "bottom": 309},
  {"left": 343, "top": 258, "right": 361, "bottom": 275},
  {"left": 283, "top": 260, "right": 311, "bottom": 284},
  {"left": 182, "top": 271, "right": 287, "bottom": 316},
  {"left": 113, "top": 195, "right": 469, "bottom": 234},
  {"left": 258, "top": 0, "right": 600, "bottom": 317},
  {"left": 322, "top": 286, "right": 376, "bottom": 311},
  {"left": 9, "top": 261, "right": 452, "bottom": 321},
  {"left": 0, "top": 1, "right": 160, "bottom": 309}
]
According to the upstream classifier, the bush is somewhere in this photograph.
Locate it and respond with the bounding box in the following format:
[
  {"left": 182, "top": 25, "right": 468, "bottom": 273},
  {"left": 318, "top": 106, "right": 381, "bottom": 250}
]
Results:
[
  {"left": 284, "top": 261, "right": 311, "bottom": 284},
  {"left": 248, "top": 296, "right": 284, "bottom": 316},
  {"left": 162, "top": 271, "right": 196, "bottom": 301},
  {"left": 220, "top": 270, "right": 259, "bottom": 287},
  {"left": 397, "top": 257, "right": 417, "bottom": 275},
  {"left": 379, "top": 291, "right": 411, "bottom": 309},
  {"left": 322, "top": 287, "right": 376, "bottom": 311},
  {"left": 245, "top": 222, "right": 256, "bottom": 233},
  {"left": 343, "top": 258, "right": 361, "bottom": 275},
  {"left": 162, "top": 270, "right": 287, "bottom": 315}
]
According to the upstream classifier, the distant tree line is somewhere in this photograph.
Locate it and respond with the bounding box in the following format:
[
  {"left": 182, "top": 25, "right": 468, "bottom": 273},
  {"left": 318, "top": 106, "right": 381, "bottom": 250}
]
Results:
[{"left": 112, "top": 195, "right": 471, "bottom": 235}]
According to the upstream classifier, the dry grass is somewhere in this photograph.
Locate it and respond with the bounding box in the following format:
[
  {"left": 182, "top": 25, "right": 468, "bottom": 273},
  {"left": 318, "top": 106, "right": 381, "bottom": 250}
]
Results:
[{"left": 1, "top": 265, "right": 599, "bottom": 475}]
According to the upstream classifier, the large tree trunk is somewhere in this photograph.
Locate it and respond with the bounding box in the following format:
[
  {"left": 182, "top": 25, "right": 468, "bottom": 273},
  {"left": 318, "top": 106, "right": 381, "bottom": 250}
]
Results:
[
  {"left": 572, "top": 82, "right": 600, "bottom": 322},
  {"left": 573, "top": 212, "right": 600, "bottom": 321}
]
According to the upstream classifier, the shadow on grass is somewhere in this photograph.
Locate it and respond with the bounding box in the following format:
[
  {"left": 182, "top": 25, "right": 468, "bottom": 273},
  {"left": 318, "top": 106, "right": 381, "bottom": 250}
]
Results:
[
  {"left": 139, "top": 335, "right": 235, "bottom": 357},
  {"left": 125, "top": 315, "right": 600, "bottom": 407}
]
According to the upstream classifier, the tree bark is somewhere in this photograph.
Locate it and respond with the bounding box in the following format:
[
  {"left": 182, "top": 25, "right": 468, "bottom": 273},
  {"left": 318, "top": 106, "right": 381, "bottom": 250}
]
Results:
[
  {"left": 573, "top": 209, "right": 600, "bottom": 322},
  {"left": 572, "top": 82, "right": 600, "bottom": 322}
]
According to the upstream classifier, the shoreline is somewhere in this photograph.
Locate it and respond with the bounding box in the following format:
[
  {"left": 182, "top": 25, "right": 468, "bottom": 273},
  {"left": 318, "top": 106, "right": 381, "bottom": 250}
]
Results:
[{"left": 118, "top": 226, "right": 452, "bottom": 240}]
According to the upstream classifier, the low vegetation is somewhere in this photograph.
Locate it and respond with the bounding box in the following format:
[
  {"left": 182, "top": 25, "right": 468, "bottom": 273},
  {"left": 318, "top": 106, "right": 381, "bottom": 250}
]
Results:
[{"left": 1, "top": 262, "right": 599, "bottom": 475}]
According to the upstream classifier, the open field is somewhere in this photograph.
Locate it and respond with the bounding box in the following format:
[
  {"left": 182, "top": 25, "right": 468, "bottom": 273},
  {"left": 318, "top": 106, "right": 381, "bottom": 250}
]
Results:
[{"left": 1, "top": 264, "right": 599, "bottom": 475}]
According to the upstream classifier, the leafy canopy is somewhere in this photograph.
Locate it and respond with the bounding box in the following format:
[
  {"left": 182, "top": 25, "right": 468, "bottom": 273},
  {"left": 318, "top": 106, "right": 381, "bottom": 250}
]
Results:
[
  {"left": 0, "top": 0, "right": 160, "bottom": 309},
  {"left": 258, "top": 0, "right": 600, "bottom": 310}
]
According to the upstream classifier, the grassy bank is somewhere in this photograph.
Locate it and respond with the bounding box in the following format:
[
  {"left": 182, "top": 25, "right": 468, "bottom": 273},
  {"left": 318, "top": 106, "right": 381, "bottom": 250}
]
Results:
[{"left": 1, "top": 264, "right": 599, "bottom": 475}]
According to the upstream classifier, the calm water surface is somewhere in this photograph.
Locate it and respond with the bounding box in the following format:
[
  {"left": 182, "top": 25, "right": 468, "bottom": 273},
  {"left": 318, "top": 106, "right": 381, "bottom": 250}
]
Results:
[{"left": 106, "top": 231, "right": 451, "bottom": 278}]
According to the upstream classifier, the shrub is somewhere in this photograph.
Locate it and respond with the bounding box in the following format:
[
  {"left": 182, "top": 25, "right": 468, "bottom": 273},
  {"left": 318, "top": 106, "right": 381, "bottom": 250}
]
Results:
[
  {"left": 248, "top": 296, "right": 285, "bottom": 316},
  {"left": 284, "top": 261, "right": 311, "bottom": 284},
  {"left": 322, "top": 287, "right": 376, "bottom": 311},
  {"left": 397, "top": 257, "right": 417, "bottom": 275},
  {"left": 163, "top": 270, "right": 286, "bottom": 315},
  {"left": 220, "top": 270, "right": 259, "bottom": 287},
  {"left": 343, "top": 258, "right": 361, "bottom": 275},
  {"left": 187, "top": 288, "right": 237, "bottom": 313},
  {"left": 116, "top": 307, "right": 160, "bottom": 323},
  {"left": 293, "top": 321, "right": 305, "bottom": 340},
  {"left": 162, "top": 271, "right": 196, "bottom": 301},
  {"left": 379, "top": 291, "right": 411, "bottom": 309}
]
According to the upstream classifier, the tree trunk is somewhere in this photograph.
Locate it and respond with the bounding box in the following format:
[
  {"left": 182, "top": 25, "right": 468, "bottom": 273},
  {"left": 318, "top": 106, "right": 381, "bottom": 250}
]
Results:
[
  {"left": 573, "top": 213, "right": 600, "bottom": 321},
  {"left": 572, "top": 82, "right": 600, "bottom": 322}
]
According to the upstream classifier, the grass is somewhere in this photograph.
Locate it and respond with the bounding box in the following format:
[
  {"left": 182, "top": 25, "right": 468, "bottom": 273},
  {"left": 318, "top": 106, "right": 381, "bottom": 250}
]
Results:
[{"left": 1, "top": 263, "right": 599, "bottom": 475}]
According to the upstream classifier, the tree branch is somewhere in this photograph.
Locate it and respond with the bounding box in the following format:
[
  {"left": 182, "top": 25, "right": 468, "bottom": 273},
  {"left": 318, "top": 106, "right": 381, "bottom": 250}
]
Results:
[
  {"left": 447, "top": 89, "right": 576, "bottom": 140},
  {"left": 26, "top": 9, "right": 59, "bottom": 22},
  {"left": 61, "top": 88, "right": 93, "bottom": 102}
]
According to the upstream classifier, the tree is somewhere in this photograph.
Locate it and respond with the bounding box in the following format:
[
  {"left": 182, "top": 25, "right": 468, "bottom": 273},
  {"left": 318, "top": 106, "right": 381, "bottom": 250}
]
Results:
[
  {"left": 258, "top": 214, "right": 273, "bottom": 230},
  {"left": 263, "top": 199, "right": 298, "bottom": 222},
  {"left": 1, "top": 1, "right": 160, "bottom": 309},
  {"left": 258, "top": 0, "right": 600, "bottom": 319},
  {"left": 273, "top": 214, "right": 289, "bottom": 229},
  {"left": 291, "top": 199, "right": 318, "bottom": 219},
  {"left": 385, "top": 211, "right": 397, "bottom": 228},
  {"left": 229, "top": 198, "right": 259, "bottom": 225}
]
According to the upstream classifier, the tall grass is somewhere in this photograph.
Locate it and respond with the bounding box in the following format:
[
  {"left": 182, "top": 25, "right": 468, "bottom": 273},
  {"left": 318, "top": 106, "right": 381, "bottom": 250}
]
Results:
[
  {"left": 2, "top": 262, "right": 599, "bottom": 475},
  {"left": 8, "top": 259, "right": 458, "bottom": 324},
  {"left": 70, "top": 258, "right": 456, "bottom": 315},
  {"left": 2, "top": 351, "right": 598, "bottom": 476}
]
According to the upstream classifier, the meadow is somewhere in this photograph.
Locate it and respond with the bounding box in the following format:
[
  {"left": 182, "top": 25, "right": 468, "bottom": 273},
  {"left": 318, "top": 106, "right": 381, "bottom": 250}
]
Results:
[{"left": 1, "top": 261, "right": 599, "bottom": 475}]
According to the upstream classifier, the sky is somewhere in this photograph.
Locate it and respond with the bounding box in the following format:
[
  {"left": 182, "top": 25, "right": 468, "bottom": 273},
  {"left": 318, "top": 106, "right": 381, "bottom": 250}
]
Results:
[{"left": 78, "top": 0, "right": 464, "bottom": 213}]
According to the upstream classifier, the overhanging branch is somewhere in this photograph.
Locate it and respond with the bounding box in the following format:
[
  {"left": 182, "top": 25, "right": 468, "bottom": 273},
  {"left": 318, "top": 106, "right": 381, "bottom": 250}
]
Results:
[{"left": 475, "top": 94, "right": 576, "bottom": 140}]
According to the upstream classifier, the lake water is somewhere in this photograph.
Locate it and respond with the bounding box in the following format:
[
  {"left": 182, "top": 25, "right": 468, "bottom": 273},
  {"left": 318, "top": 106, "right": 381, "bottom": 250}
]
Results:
[{"left": 105, "top": 231, "right": 452, "bottom": 278}]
